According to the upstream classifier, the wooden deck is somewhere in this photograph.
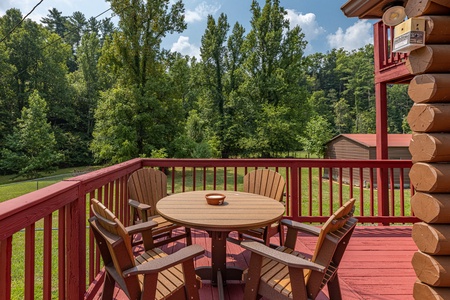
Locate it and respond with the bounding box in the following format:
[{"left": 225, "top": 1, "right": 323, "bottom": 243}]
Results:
[{"left": 87, "top": 226, "right": 417, "bottom": 300}]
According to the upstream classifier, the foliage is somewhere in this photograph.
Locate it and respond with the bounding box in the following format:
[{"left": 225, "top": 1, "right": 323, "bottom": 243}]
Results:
[
  {"left": 300, "top": 115, "right": 333, "bottom": 157},
  {"left": 0, "top": 3, "right": 414, "bottom": 169},
  {"left": 1, "top": 91, "right": 63, "bottom": 178}
]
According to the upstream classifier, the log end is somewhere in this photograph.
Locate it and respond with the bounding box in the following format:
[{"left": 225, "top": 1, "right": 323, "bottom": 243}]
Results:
[
  {"left": 414, "top": 281, "right": 450, "bottom": 299},
  {"left": 411, "top": 192, "right": 450, "bottom": 223},
  {"left": 412, "top": 251, "right": 450, "bottom": 287}
]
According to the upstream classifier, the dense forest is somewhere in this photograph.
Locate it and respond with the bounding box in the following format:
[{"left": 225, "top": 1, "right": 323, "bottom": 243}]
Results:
[{"left": 0, "top": 0, "right": 412, "bottom": 178}]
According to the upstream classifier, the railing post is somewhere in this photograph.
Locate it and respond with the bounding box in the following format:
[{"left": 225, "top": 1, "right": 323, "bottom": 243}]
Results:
[
  {"left": 375, "top": 82, "right": 390, "bottom": 224},
  {"left": 66, "top": 191, "right": 85, "bottom": 300},
  {"left": 290, "top": 166, "right": 300, "bottom": 219}
]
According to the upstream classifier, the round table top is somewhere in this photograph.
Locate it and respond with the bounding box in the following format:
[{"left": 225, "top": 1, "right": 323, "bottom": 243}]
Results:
[{"left": 156, "top": 190, "right": 285, "bottom": 232}]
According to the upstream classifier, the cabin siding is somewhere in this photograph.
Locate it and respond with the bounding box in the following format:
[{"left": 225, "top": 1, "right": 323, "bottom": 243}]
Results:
[{"left": 325, "top": 135, "right": 411, "bottom": 187}]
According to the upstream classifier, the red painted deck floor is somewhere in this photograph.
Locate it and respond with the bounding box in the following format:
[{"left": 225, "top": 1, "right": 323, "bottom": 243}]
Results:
[{"left": 88, "top": 226, "right": 417, "bottom": 300}]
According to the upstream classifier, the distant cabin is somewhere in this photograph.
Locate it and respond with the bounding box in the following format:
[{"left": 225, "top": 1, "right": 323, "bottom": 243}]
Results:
[{"left": 324, "top": 134, "right": 412, "bottom": 188}]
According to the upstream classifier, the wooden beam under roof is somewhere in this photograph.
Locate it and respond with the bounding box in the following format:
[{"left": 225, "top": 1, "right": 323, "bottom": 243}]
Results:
[{"left": 341, "top": 0, "right": 409, "bottom": 19}]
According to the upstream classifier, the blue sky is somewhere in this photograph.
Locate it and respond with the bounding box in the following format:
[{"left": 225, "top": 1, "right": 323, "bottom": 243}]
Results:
[{"left": 1, "top": 0, "right": 375, "bottom": 57}]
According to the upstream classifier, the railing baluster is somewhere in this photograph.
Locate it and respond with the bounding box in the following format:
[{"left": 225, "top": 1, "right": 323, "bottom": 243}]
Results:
[
  {"left": 43, "top": 215, "right": 52, "bottom": 300},
  {"left": 25, "top": 224, "right": 35, "bottom": 300},
  {"left": 0, "top": 236, "right": 12, "bottom": 300}
]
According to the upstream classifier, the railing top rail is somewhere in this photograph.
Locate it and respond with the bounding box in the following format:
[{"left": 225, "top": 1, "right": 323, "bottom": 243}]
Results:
[{"left": 141, "top": 158, "right": 412, "bottom": 168}]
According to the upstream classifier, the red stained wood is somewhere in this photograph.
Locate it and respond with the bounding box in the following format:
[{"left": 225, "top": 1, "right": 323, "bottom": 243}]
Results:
[{"left": 88, "top": 226, "right": 416, "bottom": 300}]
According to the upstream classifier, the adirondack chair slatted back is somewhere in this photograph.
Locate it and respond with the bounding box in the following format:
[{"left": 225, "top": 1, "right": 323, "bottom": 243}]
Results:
[
  {"left": 307, "top": 198, "right": 357, "bottom": 298},
  {"left": 89, "top": 199, "right": 140, "bottom": 299},
  {"left": 242, "top": 198, "right": 357, "bottom": 300},
  {"left": 128, "top": 168, "right": 167, "bottom": 217},
  {"left": 244, "top": 169, "right": 285, "bottom": 202}
]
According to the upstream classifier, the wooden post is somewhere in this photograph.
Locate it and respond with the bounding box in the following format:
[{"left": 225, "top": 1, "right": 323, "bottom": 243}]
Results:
[
  {"left": 406, "top": 45, "right": 450, "bottom": 75},
  {"left": 407, "top": 103, "right": 450, "bottom": 132},
  {"left": 410, "top": 133, "right": 450, "bottom": 162},
  {"left": 413, "top": 222, "right": 450, "bottom": 255},
  {"left": 406, "top": 0, "right": 450, "bottom": 17},
  {"left": 411, "top": 192, "right": 450, "bottom": 223},
  {"left": 375, "top": 82, "right": 389, "bottom": 223},
  {"left": 408, "top": 74, "right": 450, "bottom": 103}
]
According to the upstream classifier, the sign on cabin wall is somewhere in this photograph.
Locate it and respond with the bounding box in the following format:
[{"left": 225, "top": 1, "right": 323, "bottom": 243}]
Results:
[{"left": 393, "top": 18, "right": 426, "bottom": 53}]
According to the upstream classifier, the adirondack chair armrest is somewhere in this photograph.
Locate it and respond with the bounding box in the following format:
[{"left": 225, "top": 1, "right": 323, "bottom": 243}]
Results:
[
  {"left": 128, "top": 199, "right": 151, "bottom": 211},
  {"left": 281, "top": 219, "right": 321, "bottom": 236},
  {"left": 126, "top": 220, "right": 158, "bottom": 235},
  {"left": 122, "top": 244, "right": 205, "bottom": 276},
  {"left": 241, "top": 241, "right": 324, "bottom": 272}
]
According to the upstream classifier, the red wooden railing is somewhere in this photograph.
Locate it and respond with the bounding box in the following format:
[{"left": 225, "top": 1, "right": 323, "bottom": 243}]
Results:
[
  {"left": 0, "top": 158, "right": 416, "bottom": 299},
  {"left": 374, "top": 21, "right": 412, "bottom": 84}
]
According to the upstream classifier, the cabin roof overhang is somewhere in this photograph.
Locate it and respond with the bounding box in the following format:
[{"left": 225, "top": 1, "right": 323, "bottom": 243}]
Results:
[{"left": 341, "top": 0, "right": 409, "bottom": 19}]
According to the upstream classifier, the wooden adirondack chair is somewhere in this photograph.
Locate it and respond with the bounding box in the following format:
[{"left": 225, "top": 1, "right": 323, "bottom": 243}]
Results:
[
  {"left": 128, "top": 168, "right": 191, "bottom": 247},
  {"left": 241, "top": 198, "right": 357, "bottom": 300},
  {"left": 239, "top": 169, "right": 286, "bottom": 246},
  {"left": 89, "top": 198, "right": 204, "bottom": 300}
]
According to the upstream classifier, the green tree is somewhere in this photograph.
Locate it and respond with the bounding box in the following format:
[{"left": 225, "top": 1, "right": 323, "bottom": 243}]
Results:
[
  {"left": 238, "top": 0, "right": 309, "bottom": 156},
  {"left": 92, "top": 0, "right": 187, "bottom": 162},
  {"left": 300, "top": 115, "right": 333, "bottom": 158},
  {"left": 1, "top": 91, "right": 63, "bottom": 177}
]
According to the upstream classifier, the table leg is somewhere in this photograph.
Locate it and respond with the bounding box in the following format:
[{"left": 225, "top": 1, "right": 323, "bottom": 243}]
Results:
[{"left": 195, "top": 231, "right": 244, "bottom": 286}]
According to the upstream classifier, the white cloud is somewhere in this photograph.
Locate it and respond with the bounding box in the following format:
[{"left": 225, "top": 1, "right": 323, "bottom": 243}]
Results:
[
  {"left": 185, "top": 2, "right": 220, "bottom": 23},
  {"left": 327, "top": 20, "right": 373, "bottom": 51},
  {"left": 285, "top": 9, "right": 325, "bottom": 41},
  {"left": 171, "top": 36, "right": 200, "bottom": 59}
]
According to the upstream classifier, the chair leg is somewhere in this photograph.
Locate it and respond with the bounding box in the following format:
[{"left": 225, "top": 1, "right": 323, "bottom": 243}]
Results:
[
  {"left": 327, "top": 273, "right": 343, "bottom": 300},
  {"left": 186, "top": 227, "right": 192, "bottom": 245},
  {"left": 101, "top": 272, "right": 115, "bottom": 300},
  {"left": 278, "top": 223, "right": 284, "bottom": 246},
  {"left": 244, "top": 253, "right": 263, "bottom": 300}
]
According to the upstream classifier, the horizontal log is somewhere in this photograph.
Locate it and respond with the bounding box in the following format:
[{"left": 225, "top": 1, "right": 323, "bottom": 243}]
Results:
[
  {"left": 406, "top": 45, "right": 450, "bottom": 75},
  {"left": 411, "top": 192, "right": 450, "bottom": 223},
  {"left": 423, "top": 16, "right": 450, "bottom": 44},
  {"left": 408, "top": 74, "right": 450, "bottom": 103},
  {"left": 408, "top": 103, "right": 450, "bottom": 132},
  {"left": 413, "top": 222, "right": 450, "bottom": 255},
  {"left": 409, "top": 162, "right": 450, "bottom": 193},
  {"left": 414, "top": 281, "right": 450, "bottom": 299},
  {"left": 410, "top": 133, "right": 450, "bottom": 162},
  {"left": 406, "top": 0, "right": 450, "bottom": 17},
  {"left": 412, "top": 251, "right": 450, "bottom": 286}
]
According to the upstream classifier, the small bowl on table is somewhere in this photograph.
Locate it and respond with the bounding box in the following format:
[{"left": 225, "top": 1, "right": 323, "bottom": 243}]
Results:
[{"left": 205, "top": 193, "right": 226, "bottom": 205}]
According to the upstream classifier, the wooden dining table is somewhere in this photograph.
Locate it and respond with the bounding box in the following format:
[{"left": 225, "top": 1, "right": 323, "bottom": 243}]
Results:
[{"left": 156, "top": 190, "right": 285, "bottom": 288}]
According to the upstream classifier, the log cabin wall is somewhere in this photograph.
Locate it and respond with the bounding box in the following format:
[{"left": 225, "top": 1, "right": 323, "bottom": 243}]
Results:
[{"left": 404, "top": 1, "right": 450, "bottom": 298}]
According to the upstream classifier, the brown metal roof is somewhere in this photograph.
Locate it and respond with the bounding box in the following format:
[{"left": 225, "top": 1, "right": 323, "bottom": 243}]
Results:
[
  {"left": 332, "top": 133, "right": 412, "bottom": 147},
  {"left": 341, "top": 0, "right": 408, "bottom": 19}
]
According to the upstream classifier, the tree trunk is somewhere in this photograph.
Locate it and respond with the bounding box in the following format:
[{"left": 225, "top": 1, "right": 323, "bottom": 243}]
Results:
[
  {"left": 411, "top": 192, "right": 450, "bottom": 223},
  {"left": 407, "top": 103, "right": 450, "bottom": 132},
  {"left": 412, "top": 251, "right": 450, "bottom": 287},
  {"left": 406, "top": 45, "right": 450, "bottom": 75},
  {"left": 410, "top": 133, "right": 450, "bottom": 162},
  {"left": 414, "top": 281, "right": 450, "bottom": 299},
  {"left": 409, "top": 162, "right": 450, "bottom": 193},
  {"left": 408, "top": 74, "right": 450, "bottom": 103},
  {"left": 413, "top": 222, "right": 450, "bottom": 255},
  {"left": 406, "top": 0, "right": 450, "bottom": 17}
]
